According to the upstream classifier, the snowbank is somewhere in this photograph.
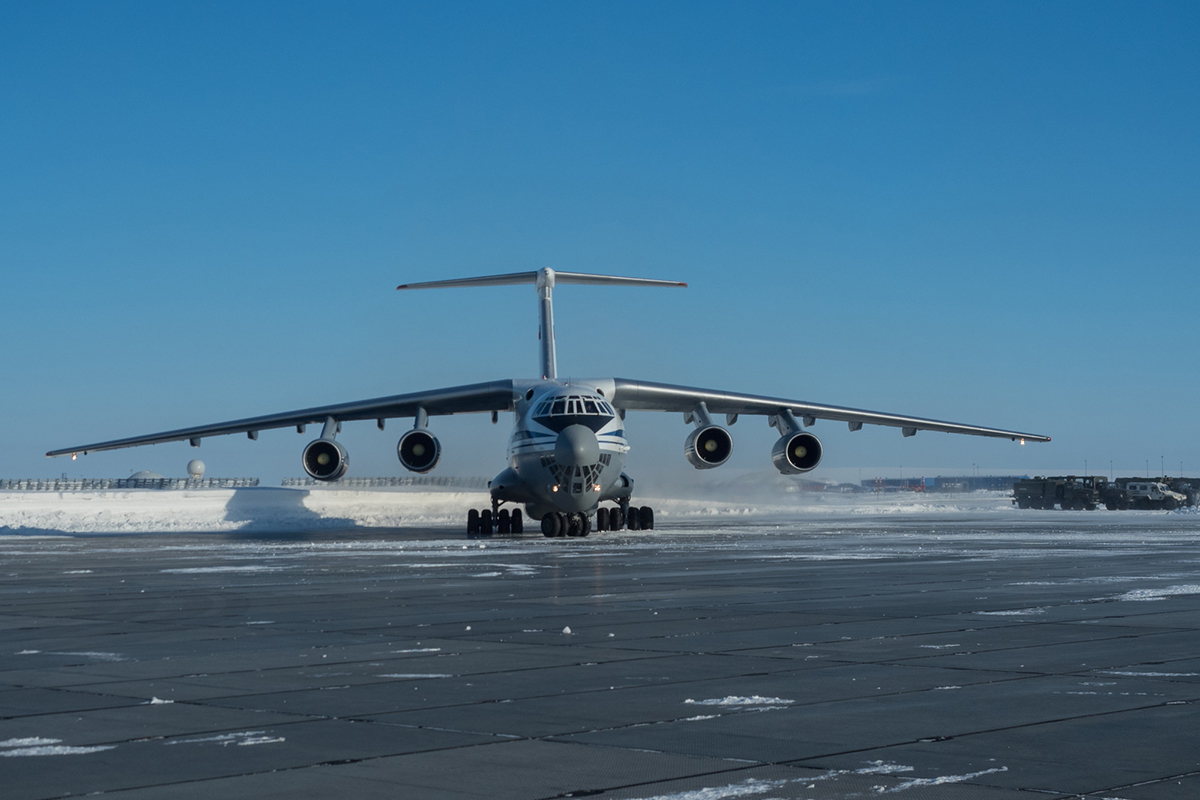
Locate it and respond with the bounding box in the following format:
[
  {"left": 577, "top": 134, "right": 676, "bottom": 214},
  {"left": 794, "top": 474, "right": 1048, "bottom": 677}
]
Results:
[{"left": 0, "top": 487, "right": 1021, "bottom": 535}]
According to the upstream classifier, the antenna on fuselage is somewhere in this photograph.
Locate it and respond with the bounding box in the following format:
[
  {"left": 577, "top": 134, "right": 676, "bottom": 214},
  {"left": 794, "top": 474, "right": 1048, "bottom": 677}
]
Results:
[{"left": 397, "top": 268, "right": 686, "bottom": 380}]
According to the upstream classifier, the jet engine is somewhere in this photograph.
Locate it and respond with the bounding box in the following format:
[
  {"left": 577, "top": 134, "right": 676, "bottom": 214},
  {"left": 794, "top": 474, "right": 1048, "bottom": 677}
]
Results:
[
  {"left": 685, "top": 425, "right": 733, "bottom": 469},
  {"left": 397, "top": 429, "right": 441, "bottom": 473},
  {"left": 302, "top": 438, "right": 349, "bottom": 482},
  {"left": 771, "top": 431, "right": 822, "bottom": 474}
]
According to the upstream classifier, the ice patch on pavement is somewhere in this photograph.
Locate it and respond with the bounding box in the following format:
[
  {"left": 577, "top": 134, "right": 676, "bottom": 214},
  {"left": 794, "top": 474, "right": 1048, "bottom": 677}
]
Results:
[
  {"left": 167, "top": 731, "right": 284, "bottom": 746},
  {"left": 1099, "top": 670, "right": 1199, "bottom": 677},
  {"left": 633, "top": 777, "right": 791, "bottom": 800},
  {"left": 873, "top": 766, "right": 1007, "bottom": 793},
  {"left": 974, "top": 607, "right": 1046, "bottom": 616},
  {"left": 145, "top": 697, "right": 174, "bottom": 705},
  {"left": 48, "top": 651, "right": 129, "bottom": 662},
  {"left": 0, "top": 737, "right": 116, "bottom": 757},
  {"left": 1113, "top": 584, "right": 1200, "bottom": 602},
  {"left": 391, "top": 647, "right": 441, "bottom": 653},
  {"left": 377, "top": 673, "right": 454, "bottom": 679},
  {"left": 162, "top": 565, "right": 285, "bottom": 574},
  {"left": 684, "top": 696, "right": 794, "bottom": 707}
]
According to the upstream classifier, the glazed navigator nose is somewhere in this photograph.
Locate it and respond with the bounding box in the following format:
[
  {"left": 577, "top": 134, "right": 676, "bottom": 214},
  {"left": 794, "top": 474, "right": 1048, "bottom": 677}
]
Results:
[{"left": 555, "top": 424, "right": 600, "bottom": 466}]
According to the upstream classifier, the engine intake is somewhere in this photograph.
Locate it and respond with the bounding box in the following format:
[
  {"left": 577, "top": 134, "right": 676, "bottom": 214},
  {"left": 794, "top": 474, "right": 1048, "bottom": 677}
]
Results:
[
  {"left": 772, "top": 431, "right": 822, "bottom": 474},
  {"left": 685, "top": 425, "right": 733, "bottom": 469},
  {"left": 302, "top": 438, "right": 349, "bottom": 482},
  {"left": 398, "top": 429, "right": 441, "bottom": 473}
]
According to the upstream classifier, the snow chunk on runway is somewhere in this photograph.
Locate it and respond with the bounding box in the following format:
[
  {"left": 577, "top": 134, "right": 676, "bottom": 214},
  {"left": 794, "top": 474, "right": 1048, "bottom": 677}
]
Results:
[
  {"left": 684, "top": 696, "right": 794, "bottom": 707},
  {"left": 1114, "top": 584, "right": 1200, "bottom": 602}
]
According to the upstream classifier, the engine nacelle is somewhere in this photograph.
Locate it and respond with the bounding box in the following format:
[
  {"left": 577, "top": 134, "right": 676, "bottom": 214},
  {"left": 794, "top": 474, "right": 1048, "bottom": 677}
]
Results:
[
  {"left": 772, "top": 431, "right": 822, "bottom": 474},
  {"left": 685, "top": 425, "right": 733, "bottom": 469},
  {"left": 302, "top": 438, "right": 349, "bottom": 482},
  {"left": 397, "top": 429, "right": 441, "bottom": 473}
]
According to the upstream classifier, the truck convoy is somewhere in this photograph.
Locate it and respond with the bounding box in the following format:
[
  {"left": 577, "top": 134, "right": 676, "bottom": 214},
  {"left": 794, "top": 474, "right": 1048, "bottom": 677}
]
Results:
[{"left": 1013, "top": 476, "right": 1197, "bottom": 510}]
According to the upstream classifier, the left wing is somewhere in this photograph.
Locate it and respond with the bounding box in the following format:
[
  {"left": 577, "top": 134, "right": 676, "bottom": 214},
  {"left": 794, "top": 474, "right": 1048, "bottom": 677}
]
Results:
[
  {"left": 610, "top": 378, "right": 1049, "bottom": 442},
  {"left": 47, "top": 380, "right": 518, "bottom": 457}
]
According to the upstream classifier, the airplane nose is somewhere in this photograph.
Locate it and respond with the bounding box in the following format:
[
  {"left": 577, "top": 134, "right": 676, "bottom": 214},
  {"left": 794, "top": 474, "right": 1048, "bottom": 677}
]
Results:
[{"left": 555, "top": 424, "right": 600, "bottom": 467}]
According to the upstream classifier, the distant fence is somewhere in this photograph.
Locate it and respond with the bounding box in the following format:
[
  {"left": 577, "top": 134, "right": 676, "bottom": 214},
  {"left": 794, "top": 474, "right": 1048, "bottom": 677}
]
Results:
[
  {"left": 281, "top": 476, "right": 488, "bottom": 490},
  {"left": 0, "top": 478, "right": 260, "bottom": 491}
]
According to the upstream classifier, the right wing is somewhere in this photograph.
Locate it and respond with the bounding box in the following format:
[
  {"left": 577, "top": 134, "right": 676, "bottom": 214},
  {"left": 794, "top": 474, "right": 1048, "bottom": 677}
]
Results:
[
  {"left": 610, "top": 378, "right": 1050, "bottom": 442},
  {"left": 47, "top": 380, "right": 517, "bottom": 457}
]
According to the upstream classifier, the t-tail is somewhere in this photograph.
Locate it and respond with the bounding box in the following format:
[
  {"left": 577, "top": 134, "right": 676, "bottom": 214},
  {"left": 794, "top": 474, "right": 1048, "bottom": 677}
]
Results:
[{"left": 397, "top": 268, "right": 686, "bottom": 380}]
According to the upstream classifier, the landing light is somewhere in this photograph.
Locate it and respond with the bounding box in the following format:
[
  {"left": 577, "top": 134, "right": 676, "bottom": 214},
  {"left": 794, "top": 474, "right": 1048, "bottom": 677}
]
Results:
[
  {"left": 71, "top": 453, "right": 77, "bottom": 461},
  {"left": 552, "top": 485, "right": 559, "bottom": 492},
  {"left": 593, "top": 484, "right": 601, "bottom": 492},
  {"left": 1020, "top": 438, "right": 1025, "bottom": 446}
]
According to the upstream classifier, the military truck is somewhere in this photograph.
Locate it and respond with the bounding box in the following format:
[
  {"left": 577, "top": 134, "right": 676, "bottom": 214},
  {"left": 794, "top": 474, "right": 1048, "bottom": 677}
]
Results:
[
  {"left": 1013, "top": 476, "right": 1106, "bottom": 510},
  {"left": 1103, "top": 478, "right": 1189, "bottom": 511}
]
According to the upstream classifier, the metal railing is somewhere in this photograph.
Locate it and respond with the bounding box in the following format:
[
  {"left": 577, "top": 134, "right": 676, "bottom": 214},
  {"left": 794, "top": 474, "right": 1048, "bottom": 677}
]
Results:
[{"left": 0, "top": 478, "right": 260, "bottom": 491}]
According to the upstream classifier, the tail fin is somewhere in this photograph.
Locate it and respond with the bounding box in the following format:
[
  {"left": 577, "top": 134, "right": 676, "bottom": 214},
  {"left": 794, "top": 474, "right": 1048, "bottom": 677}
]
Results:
[{"left": 397, "top": 268, "right": 686, "bottom": 380}]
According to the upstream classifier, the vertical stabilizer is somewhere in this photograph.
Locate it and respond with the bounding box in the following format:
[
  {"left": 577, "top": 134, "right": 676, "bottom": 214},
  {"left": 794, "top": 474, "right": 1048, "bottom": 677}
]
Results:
[{"left": 397, "top": 269, "right": 686, "bottom": 380}]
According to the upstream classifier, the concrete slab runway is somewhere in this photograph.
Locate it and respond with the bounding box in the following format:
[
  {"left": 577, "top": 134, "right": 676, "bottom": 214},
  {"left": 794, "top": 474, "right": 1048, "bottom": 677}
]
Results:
[{"left": 2, "top": 511, "right": 1200, "bottom": 798}]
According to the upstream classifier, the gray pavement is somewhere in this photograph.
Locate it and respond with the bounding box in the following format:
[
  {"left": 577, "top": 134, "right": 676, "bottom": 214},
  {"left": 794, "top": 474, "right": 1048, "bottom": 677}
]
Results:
[{"left": 2, "top": 512, "right": 1200, "bottom": 798}]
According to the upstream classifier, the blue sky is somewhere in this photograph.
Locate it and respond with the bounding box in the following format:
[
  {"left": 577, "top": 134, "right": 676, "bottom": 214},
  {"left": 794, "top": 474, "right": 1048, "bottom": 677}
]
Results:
[{"left": 3, "top": 1, "right": 1198, "bottom": 485}]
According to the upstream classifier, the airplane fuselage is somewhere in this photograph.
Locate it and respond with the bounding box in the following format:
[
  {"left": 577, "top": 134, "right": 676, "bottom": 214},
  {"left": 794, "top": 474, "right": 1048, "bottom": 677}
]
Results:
[{"left": 490, "top": 379, "right": 632, "bottom": 519}]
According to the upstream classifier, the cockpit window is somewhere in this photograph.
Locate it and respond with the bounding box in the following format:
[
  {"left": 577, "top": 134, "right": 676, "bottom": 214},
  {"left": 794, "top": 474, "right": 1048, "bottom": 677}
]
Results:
[{"left": 532, "top": 393, "right": 616, "bottom": 433}]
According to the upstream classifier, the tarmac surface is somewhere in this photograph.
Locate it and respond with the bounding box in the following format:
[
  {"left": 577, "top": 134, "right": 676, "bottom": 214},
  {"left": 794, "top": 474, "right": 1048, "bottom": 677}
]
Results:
[{"left": 3, "top": 511, "right": 1200, "bottom": 799}]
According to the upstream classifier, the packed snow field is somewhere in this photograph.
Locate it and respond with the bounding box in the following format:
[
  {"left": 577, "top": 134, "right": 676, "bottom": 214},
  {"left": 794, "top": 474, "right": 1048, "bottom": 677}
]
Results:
[{"left": 0, "top": 487, "right": 1132, "bottom": 535}]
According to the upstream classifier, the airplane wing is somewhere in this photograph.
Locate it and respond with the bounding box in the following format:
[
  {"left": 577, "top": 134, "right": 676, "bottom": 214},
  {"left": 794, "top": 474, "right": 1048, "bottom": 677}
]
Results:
[
  {"left": 609, "top": 378, "right": 1050, "bottom": 442},
  {"left": 46, "top": 380, "right": 518, "bottom": 457}
]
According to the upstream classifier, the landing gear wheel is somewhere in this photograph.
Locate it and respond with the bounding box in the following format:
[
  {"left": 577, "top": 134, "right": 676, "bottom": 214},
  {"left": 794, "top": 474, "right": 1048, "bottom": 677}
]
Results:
[
  {"left": 567, "top": 513, "right": 582, "bottom": 537},
  {"left": 497, "top": 508, "right": 511, "bottom": 534},
  {"left": 467, "top": 509, "right": 480, "bottom": 535},
  {"left": 511, "top": 509, "right": 523, "bottom": 533},
  {"left": 596, "top": 507, "right": 609, "bottom": 531},
  {"left": 627, "top": 507, "right": 641, "bottom": 531},
  {"left": 479, "top": 509, "right": 492, "bottom": 536},
  {"left": 579, "top": 515, "right": 591, "bottom": 537},
  {"left": 610, "top": 507, "right": 624, "bottom": 531},
  {"left": 639, "top": 506, "right": 654, "bottom": 530},
  {"left": 541, "top": 513, "right": 560, "bottom": 538},
  {"left": 557, "top": 512, "right": 569, "bottom": 537}
]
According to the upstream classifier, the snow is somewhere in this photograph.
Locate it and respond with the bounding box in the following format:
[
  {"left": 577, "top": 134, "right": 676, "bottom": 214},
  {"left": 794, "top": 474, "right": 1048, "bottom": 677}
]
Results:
[
  {"left": 0, "top": 487, "right": 1025, "bottom": 535},
  {"left": 684, "top": 696, "right": 794, "bottom": 707}
]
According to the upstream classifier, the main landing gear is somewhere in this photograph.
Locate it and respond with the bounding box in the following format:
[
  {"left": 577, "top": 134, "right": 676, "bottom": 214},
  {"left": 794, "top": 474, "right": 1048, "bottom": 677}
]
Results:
[
  {"left": 595, "top": 504, "right": 654, "bottom": 532},
  {"left": 538, "top": 504, "right": 656, "bottom": 538},
  {"left": 467, "top": 504, "right": 523, "bottom": 537}
]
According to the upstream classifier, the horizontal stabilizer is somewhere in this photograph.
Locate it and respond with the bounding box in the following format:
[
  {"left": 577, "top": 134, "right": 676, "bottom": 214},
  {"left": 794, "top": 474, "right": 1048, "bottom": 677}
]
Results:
[{"left": 397, "top": 268, "right": 686, "bottom": 291}]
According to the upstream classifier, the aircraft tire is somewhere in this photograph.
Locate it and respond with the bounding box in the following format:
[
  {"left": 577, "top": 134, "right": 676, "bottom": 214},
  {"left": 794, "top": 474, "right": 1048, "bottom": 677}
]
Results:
[
  {"left": 578, "top": 515, "right": 590, "bottom": 537},
  {"left": 639, "top": 506, "right": 654, "bottom": 530},
  {"left": 480, "top": 509, "right": 492, "bottom": 536},
  {"left": 497, "top": 509, "right": 510, "bottom": 534},
  {"left": 511, "top": 509, "right": 523, "bottom": 533},
  {"left": 467, "top": 509, "right": 479, "bottom": 535},
  {"left": 596, "top": 507, "right": 609, "bottom": 531},
  {"left": 557, "top": 512, "right": 570, "bottom": 537},
  {"left": 610, "top": 508, "right": 624, "bottom": 531},
  {"left": 627, "top": 508, "right": 641, "bottom": 531},
  {"left": 567, "top": 513, "right": 582, "bottom": 537},
  {"left": 541, "top": 514, "right": 558, "bottom": 537}
]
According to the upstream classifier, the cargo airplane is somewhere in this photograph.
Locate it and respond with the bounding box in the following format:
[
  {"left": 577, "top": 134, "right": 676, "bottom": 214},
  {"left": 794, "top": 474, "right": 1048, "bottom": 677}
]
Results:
[{"left": 48, "top": 269, "right": 1049, "bottom": 537}]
